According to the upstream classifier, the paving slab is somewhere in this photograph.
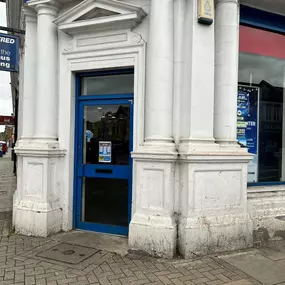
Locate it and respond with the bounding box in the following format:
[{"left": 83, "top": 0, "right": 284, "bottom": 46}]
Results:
[
  {"left": 258, "top": 241, "right": 285, "bottom": 261},
  {"left": 53, "top": 230, "right": 129, "bottom": 256},
  {"left": 220, "top": 251, "right": 285, "bottom": 285},
  {"left": 37, "top": 242, "right": 98, "bottom": 264},
  {"left": 225, "top": 280, "right": 254, "bottom": 285}
]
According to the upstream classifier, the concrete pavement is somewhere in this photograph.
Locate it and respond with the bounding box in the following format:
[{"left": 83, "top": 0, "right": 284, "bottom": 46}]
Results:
[{"left": 0, "top": 231, "right": 262, "bottom": 285}]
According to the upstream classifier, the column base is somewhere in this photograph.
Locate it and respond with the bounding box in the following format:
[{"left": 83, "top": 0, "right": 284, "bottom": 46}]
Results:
[
  {"left": 179, "top": 138, "right": 219, "bottom": 153},
  {"left": 215, "top": 140, "right": 249, "bottom": 152},
  {"left": 130, "top": 146, "right": 178, "bottom": 258},
  {"left": 13, "top": 200, "right": 62, "bottom": 237},
  {"left": 129, "top": 213, "right": 177, "bottom": 259},
  {"left": 179, "top": 214, "right": 253, "bottom": 258},
  {"left": 178, "top": 152, "right": 253, "bottom": 258},
  {"left": 14, "top": 140, "right": 65, "bottom": 237}
]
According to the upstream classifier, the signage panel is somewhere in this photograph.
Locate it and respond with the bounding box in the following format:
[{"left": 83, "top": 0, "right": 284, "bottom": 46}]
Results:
[
  {"left": 0, "top": 34, "right": 19, "bottom": 72},
  {"left": 237, "top": 85, "right": 259, "bottom": 183},
  {"left": 0, "top": 116, "right": 15, "bottom": 126},
  {"left": 99, "top": 141, "right": 112, "bottom": 163}
]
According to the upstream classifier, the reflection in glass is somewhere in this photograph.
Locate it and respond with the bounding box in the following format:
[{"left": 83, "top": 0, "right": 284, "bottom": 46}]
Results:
[
  {"left": 81, "top": 74, "right": 134, "bottom": 96},
  {"left": 81, "top": 103, "right": 131, "bottom": 227},
  {"left": 83, "top": 105, "right": 130, "bottom": 165},
  {"left": 82, "top": 178, "right": 128, "bottom": 226},
  {"left": 238, "top": 26, "right": 285, "bottom": 183}
]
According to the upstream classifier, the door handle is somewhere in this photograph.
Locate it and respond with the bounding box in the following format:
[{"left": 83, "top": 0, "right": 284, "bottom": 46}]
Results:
[{"left": 95, "top": 169, "right": 113, "bottom": 174}]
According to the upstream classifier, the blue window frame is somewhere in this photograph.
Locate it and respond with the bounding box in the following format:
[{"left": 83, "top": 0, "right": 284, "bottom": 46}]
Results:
[
  {"left": 240, "top": 5, "right": 285, "bottom": 34},
  {"left": 73, "top": 69, "right": 134, "bottom": 235},
  {"left": 240, "top": 6, "right": 285, "bottom": 187}
]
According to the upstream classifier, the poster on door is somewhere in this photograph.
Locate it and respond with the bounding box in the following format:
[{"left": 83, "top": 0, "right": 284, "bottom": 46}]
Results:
[
  {"left": 237, "top": 85, "right": 259, "bottom": 183},
  {"left": 99, "top": 141, "right": 112, "bottom": 163}
]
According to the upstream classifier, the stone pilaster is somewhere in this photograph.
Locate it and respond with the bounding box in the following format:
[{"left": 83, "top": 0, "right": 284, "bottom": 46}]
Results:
[
  {"left": 19, "top": 7, "right": 37, "bottom": 141},
  {"left": 129, "top": 0, "right": 178, "bottom": 259},
  {"left": 34, "top": 3, "right": 58, "bottom": 140},
  {"left": 178, "top": 0, "right": 217, "bottom": 153},
  {"left": 214, "top": 0, "right": 240, "bottom": 148},
  {"left": 178, "top": 0, "right": 253, "bottom": 258},
  {"left": 14, "top": 1, "right": 65, "bottom": 237}
]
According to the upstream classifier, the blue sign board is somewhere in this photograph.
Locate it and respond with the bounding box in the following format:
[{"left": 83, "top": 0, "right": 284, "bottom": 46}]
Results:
[
  {"left": 0, "top": 34, "right": 19, "bottom": 72},
  {"left": 237, "top": 85, "right": 259, "bottom": 182}
]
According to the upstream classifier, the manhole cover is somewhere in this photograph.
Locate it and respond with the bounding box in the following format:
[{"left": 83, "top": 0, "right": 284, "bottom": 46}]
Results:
[{"left": 36, "top": 243, "right": 98, "bottom": 264}]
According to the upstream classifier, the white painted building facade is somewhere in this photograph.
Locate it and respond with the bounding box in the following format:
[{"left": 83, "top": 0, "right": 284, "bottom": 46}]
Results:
[{"left": 14, "top": 0, "right": 285, "bottom": 258}]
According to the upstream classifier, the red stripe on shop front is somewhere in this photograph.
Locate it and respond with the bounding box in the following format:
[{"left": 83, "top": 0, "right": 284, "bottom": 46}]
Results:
[{"left": 239, "top": 25, "right": 285, "bottom": 59}]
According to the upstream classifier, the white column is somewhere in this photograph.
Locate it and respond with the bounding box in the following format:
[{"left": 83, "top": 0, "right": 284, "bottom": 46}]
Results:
[
  {"left": 130, "top": 0, "right": 177, "bottom": 259},
  {"left": 178, "top": 0, "right": 253, "bottom": 258},
  {"left": 21, "top": 7, "right": 37, "bottom": 140},
  {"left": 144, "top": 0, "right": 175, "bottom": 150},
  {"left": 13, "top": 1, "right": 64, "bottom": 237},
  {"left": 214, "top": 0, "right": 240, "bottom": 147},
  {"left": 34, "top": 3, "right": 58, "bottom": 140},
  {"left": 173, "top": 0, "right": 186, "bottom": 145},
  {"left": 179, "top": 0, "right": 217, "bottom": 153}
]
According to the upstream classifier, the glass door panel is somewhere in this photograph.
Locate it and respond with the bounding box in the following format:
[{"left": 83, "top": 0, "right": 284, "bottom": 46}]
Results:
[{"left": 77, "top": 100, "right": 132, "bottom": 234}]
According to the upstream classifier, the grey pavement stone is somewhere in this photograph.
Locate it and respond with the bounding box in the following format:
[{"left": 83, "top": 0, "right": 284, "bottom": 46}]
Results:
[
  {"left": 0, "top": 232, "right": 259, "bottom": 285},
  {"left": 221, "top": 251, "right": 285, "bottom": 285},
  {"left": 225, "top": 281, "right": 254, "bottom": 285},
  {"left": 53, "top": 231, "right": 128, "bottom": 256},
  {"left": 258, "top": 241, "right": 285, "bottom": 261}
]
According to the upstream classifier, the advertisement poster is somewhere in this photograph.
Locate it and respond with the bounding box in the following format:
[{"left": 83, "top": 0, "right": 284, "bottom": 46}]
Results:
[
  {"left": 0, "top": 34, "right": 19, "bottom": 72},
  {"left": 99, "top": 141, "right": 112, "bottom": 163},
  {"left": 237, "top": 86, "right": 259, "bottom": 182}
]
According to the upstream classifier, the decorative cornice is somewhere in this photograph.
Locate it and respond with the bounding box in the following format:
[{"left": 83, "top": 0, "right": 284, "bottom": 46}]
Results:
[
  {"left": 53, "top": 0, "right": 147, "bottom": 35},
  {"left": 215, "top": 0, "right": 239, "bottom": 5},
  {"left": 22, "top": 6, "right": 37, "bottom": 23},
  {"left": 132, "top": 148, "right": 178, "bottom": 162},
  {"left": 15, "top": 147, "right": 66, "bottom": 157},
  {"left": 35, "top": 4, "right": 59, "bottom": 17},
  {"left": 28, "top": 0, "right": 59, "bottom": 7},
  {"left": 28, "top": 0, "right": 60, "bottom": 15},
  {"left": 179, "top": 152, "right": 253, "bottom": 163},
  {"left": 15, "top": 140, "right": 66, "bottom": 158}
]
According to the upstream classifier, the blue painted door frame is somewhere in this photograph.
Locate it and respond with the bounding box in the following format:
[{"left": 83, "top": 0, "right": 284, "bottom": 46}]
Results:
[{"left": 73, "top": 72, "right": 134, "bottom": 236}]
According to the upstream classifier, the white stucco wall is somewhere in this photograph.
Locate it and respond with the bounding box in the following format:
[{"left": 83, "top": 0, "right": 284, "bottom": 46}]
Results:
[{"left": 248, "top": 187, "right": 285, "bottom": 244}]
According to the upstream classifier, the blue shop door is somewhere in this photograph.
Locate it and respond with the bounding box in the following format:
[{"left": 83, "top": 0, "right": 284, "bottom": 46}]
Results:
[{"left": 76, "top": 99, "right": 133, "bottom": 235}]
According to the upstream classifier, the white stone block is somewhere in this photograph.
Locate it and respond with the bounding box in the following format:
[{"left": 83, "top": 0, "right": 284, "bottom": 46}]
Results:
[
  {"left": 179, "top": 154, "right": 253, "bottom": 258},
  {"left": 14, "top": 141, "right": 65, "bottom": 237},
  {"left": 129, "top": 213, "right": 176, "bottom": 258},
  {"left": 13, "top": 201, "right": 62, "bottom": 237},
  {"left": 129, "top": 151, "right": 177, "bottom": 258}
]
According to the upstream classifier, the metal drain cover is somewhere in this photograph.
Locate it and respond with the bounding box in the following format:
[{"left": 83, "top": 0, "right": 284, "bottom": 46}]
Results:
[{"left": 36, "top": 243, "right": 98, "bottom": 264}]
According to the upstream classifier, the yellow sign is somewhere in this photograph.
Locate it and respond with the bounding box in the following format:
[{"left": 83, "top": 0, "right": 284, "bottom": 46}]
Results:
[{"left": 198, "top": 0, "right": 214, "bottom": 25}]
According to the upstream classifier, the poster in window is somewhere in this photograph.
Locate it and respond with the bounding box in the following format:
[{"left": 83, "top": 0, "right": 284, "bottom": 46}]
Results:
[
  {"left": 237, "top": 85, "right": 259, "bottom": 183},
  {"left": 99, "top": 141, "right": 112, "bottom": 163}
]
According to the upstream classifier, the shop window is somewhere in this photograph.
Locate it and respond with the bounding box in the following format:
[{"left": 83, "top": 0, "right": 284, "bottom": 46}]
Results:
[{"left": 238, "top": 24, "right": 285, "bottom": 184}]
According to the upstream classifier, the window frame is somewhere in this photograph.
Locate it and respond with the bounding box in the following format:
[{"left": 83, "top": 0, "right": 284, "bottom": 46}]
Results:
[{"left": 240, "top": 5, "right": 285, "bottom": 187}]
